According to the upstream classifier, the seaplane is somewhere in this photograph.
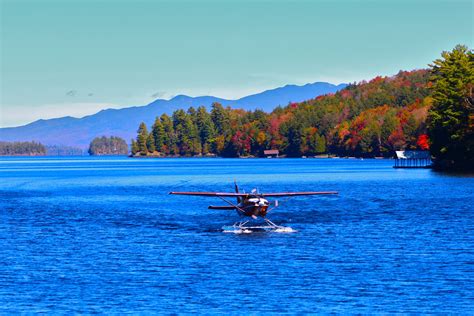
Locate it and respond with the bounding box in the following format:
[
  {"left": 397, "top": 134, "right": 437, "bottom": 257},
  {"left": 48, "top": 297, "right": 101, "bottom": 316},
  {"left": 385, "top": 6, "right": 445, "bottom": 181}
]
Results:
[{"left": 170, "top": 182, "right": 338, "bottom": 232}]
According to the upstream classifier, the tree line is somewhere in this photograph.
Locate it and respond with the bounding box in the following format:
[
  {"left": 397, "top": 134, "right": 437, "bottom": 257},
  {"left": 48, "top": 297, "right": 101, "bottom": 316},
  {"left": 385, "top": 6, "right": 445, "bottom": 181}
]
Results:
[
  {"left": 0, "top": 141, "right": 46, "bottom": 156},
  {"left": 46, "top": 145, "right": 84, "bottom": 156}
]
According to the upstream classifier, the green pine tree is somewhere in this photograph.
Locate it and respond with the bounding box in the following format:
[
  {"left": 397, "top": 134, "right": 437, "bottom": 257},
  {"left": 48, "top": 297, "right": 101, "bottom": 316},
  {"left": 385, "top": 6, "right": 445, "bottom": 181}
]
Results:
[
  {"left": 211, "top": 103, "right": 229, "bottom": 136},
  {"left": 147, "top": 133, "right": 156, "bottom": 153},
  {"left": 152, "top": 117, "right": 164, "bottom": 152},
  {"left": 196, "top": 106, "right": 216, "bottom": 154},
  {"left": 137, "top": 122, "right": 149, "bottom": 155},
  {"left": 428, "top": 44, "right": 474, "bottom": 170},
  {"left": 160, "top": 114, "right": 175, "bottom": 155},
  {"left": 131, "top": 139, "right": 139, "bottom": 155}
]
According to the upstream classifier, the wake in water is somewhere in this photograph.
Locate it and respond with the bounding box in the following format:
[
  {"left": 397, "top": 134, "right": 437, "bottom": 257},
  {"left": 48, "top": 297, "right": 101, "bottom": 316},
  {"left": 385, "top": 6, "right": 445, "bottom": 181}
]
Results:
[{"left": 222, "top": 225, "right": 297, "bottom": 234}]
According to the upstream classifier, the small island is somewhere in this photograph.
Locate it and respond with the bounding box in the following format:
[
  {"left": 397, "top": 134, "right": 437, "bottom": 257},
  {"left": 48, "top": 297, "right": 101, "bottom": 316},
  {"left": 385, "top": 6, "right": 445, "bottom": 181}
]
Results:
[
  {"left": 88, "top": 136, "right": 128, "bottom": 156},
  {"left": 0, "top": 141, "right": 46, "bottom": 156}
]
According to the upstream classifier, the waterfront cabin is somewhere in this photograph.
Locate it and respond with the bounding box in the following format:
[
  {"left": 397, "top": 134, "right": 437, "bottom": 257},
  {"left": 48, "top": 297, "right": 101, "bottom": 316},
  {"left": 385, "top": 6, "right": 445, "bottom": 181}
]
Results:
[
  {"left": 394, "top": 150, "right": 432, "bottom": 168},
  {"left": 264, "top": 149, "right": 279, "bottom": 158}
]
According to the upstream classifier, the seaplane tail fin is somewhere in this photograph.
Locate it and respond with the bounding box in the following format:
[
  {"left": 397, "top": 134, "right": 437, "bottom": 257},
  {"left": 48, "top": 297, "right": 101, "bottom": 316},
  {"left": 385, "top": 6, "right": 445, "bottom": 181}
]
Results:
[{"left": 234, "top": 180, "right": 242, "bottom": 204}]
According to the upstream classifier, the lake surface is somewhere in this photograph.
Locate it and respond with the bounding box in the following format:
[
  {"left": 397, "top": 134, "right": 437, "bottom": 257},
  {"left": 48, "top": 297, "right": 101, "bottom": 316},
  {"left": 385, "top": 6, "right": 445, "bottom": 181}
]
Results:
[{"left": 0, "top": 157, "right": 473, "bottom": 313}]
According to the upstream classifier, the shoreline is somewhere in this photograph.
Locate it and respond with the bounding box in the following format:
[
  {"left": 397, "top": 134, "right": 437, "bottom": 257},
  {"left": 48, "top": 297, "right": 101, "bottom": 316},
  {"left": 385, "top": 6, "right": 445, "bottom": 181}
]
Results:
[
  {"left": 0, "top": 154, "right": 394, "bottom": 159},
  {"left": 128, "top": 155, "right": 394, "bottom": 159}
]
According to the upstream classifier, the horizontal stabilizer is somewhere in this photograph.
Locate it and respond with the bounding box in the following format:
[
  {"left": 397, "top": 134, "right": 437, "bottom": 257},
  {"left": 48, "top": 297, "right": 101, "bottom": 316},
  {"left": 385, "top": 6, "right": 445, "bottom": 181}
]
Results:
[
  {"left": 262, "top": 191, "right": 338, "bottom": 197},
  {"left": 208, "top": 205, "right": 236, "bottom": 210}
]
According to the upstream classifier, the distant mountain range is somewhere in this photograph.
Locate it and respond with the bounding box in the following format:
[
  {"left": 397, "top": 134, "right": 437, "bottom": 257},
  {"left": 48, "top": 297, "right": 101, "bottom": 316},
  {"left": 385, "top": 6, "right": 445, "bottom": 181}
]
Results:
[{"left": 0, "top": 82, "right": 347, "bottom": 149}]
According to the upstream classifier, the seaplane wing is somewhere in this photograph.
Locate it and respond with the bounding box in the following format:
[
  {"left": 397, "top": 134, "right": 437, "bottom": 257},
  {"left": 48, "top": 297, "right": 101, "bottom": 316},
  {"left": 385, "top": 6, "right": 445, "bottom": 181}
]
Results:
[
  {"left": 169, "top": 183, "right": 339, "bottom": 230},
  {"left": 169, "top": 192, "right": 248, "bottom": 197},
  {"left": 169, "top": 191, "right": 338, "bottom": 197},
  {"left": 261, "top": 191, "right": 338, "bottom": 197}
]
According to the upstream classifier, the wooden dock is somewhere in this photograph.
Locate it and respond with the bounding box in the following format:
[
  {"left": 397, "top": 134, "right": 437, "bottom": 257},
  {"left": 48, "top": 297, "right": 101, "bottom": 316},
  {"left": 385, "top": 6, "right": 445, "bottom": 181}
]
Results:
[{"left": 394, "top": 151, "right": 432, "bottom": 168}]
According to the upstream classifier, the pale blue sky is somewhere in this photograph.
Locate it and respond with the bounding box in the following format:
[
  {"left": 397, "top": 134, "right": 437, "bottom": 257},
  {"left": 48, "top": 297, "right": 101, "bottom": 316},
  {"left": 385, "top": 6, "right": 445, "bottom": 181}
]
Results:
[{"left": 1, "top": 0, "right": 472, "bottom": 127}]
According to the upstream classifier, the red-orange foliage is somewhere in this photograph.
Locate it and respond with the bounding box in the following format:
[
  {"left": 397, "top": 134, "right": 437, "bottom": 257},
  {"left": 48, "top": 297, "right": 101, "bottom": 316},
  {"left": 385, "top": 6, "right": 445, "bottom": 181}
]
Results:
[
  {"left": 417, "top": 134, "right": 429, "bottom": 150},
  {"left": 387, "top": 128, "right": 406, "bottom": 149}
]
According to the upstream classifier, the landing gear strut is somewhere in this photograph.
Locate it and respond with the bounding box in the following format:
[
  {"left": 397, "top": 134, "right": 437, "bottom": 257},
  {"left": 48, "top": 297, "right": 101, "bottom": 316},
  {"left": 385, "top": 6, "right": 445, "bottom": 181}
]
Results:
[{"left": 231, "top": 218, "right": 285, "bottom": 231}]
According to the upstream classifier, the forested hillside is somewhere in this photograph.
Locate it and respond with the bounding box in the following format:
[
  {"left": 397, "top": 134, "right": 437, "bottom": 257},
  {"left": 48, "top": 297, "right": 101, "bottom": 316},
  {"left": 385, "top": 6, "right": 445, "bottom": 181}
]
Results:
[{"left": 131, "top": 69, "right": 432, "bottom": 157}]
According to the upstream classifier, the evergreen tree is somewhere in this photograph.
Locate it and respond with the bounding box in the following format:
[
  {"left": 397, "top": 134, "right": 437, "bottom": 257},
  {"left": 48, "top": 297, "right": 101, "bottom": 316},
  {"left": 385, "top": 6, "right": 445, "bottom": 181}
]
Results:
[
  {"left": 428, "top": 45, "right": 474, "bottom": 170},
  {"left": 211, "top": 102, "right": 230, "bottom": 136},
  {"left": 147, "top": 133, "right": 156, "bottom": 153},
  {"left": 173, "top": 109, "right": 188, "bottom": 155},
  {"left": 196, "top": 106, "right": 216, "bottom": 154},
  {"left": 151, "top": 117, "right": 164, "bottom": 152},
  {"left": 136, "top": 122, "right": 149, "bottom": 155},
  {"left": 281, "top": 120, "right": 303, "bottom": 157},
  {"left": 131, "top": 139, "right": 139, "bottom": 155},
  {"left": 160, "top": 114, "right": 175, "bottom": 155},
  {"left": 186, "top": 107, "right": 202, "bottom": 155},
  {"left": 187, "top": 107, "right": 197, "bottom": 123}
]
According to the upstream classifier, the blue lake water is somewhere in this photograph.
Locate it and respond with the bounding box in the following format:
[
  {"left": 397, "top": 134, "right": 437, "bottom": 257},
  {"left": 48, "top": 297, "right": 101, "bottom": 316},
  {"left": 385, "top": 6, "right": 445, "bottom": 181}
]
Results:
[{"left": 0, "top": 157, "right": 473, "bottom": 313}]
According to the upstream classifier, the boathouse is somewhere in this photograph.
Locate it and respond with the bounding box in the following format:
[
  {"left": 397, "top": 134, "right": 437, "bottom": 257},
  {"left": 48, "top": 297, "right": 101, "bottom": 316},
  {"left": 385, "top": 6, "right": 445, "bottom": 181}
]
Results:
[
  {"left": 264, "top": 149, "right": 279, "bottom": 158},
  {"left": 394, "top": 150, "right": 432, "bottom": 168}
]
